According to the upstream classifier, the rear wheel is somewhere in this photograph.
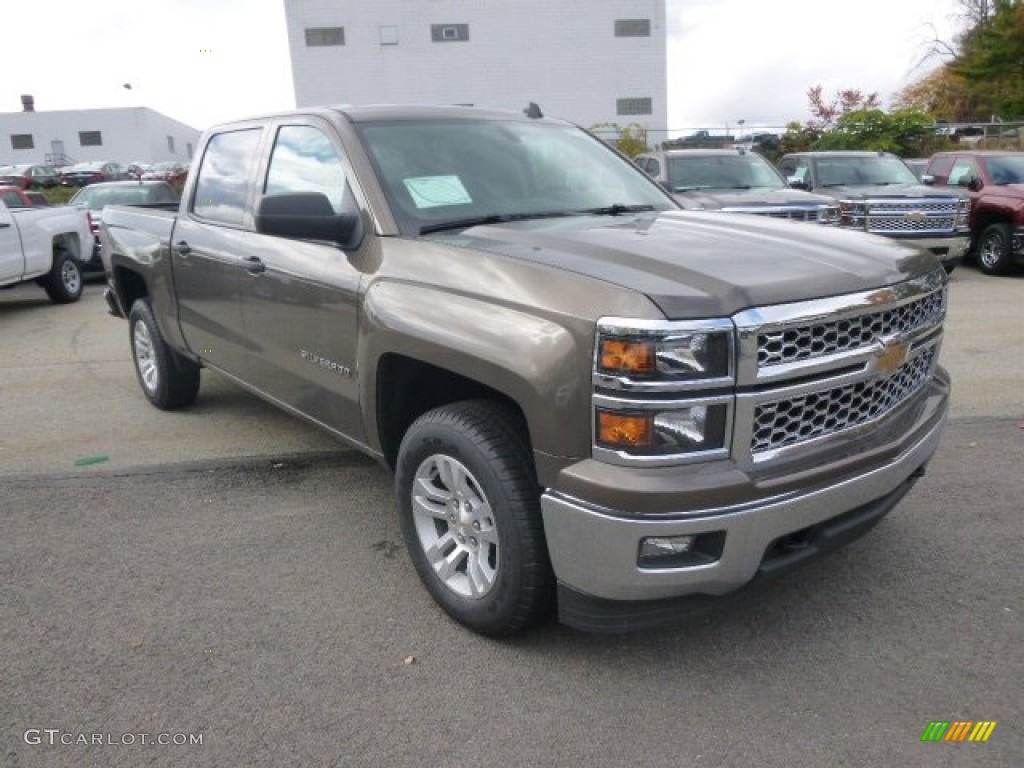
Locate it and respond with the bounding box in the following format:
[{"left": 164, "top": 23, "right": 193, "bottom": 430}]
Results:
[
  {"left": 976, "top": 223, "right": 1013, "bottom": 276},
  {"left": 40, "top": 248, "right": 83, "bottom": 304},
  {"left": 395, "top": 400, "right": 554, "bottom": 636},
  {"left": 128, "top": 299, "right": 200, "bottom": 410}
]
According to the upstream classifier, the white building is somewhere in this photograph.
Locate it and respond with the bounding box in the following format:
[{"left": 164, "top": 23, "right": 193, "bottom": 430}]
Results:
[
  {"left": 284, "top": 0, "right": 668, "bottom": 144},
  {"left": 0, "top": 100, "right": 201, "bottom": 167}
]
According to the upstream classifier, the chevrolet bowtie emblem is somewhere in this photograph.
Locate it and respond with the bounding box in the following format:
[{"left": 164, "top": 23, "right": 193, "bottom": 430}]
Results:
[
  {"left": 906, "top": 210, "right": 926, "bottom": 222},
  {"left": 872, "top": 337, "right": 911, "bottom": 375}
]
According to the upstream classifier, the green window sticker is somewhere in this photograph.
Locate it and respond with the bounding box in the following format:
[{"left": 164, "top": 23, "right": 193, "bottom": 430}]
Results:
[{"left": 403, "top": 175, "right": 473, "bottom": 209}]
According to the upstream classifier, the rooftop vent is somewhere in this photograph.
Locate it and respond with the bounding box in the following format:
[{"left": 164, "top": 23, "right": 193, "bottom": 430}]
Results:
[{"left": 21, "top": 94, "right": 35, "bottom": 112}]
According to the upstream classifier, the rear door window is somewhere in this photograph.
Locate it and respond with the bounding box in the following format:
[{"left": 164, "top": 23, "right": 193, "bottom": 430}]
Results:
[{"left": 192, "top": 128, "right": 263, "bottom": 226}]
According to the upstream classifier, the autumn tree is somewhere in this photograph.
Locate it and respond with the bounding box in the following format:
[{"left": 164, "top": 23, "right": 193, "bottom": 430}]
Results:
[{"left": 805, "top": 86, "right": 881, "bottom": 132}]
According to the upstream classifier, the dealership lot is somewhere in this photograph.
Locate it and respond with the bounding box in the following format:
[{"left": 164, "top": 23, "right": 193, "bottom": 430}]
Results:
[{"left": 2, "top": 267, "right": 1022, "bottom": 766}]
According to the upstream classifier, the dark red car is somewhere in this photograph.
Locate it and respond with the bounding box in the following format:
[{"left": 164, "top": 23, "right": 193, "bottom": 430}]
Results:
[
  {"left": 0, "top": 185, "right": 50, "bottom": 207},
  {"left": 141, "top": 161, "right": 188, "bottom": 187},
  {"left": 923, "top": 150, "right": 1024, "bottom": 275},
  {"left": 0, "top": 163, "right": 61, "bottom": 189},
  {"left": 59, "top": 161, "right": 129, "bottom": 187}
]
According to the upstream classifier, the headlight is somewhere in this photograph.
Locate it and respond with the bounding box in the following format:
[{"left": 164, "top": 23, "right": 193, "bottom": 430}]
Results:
[
  {"left": 955, "top": 198, "right": 970, "bottom": 229},
  {"left": 595, "top": 403, "right": 730, "bottom": 455},
  {"left": 596, "top": 319, "right": 733, "bottom": 385},
  {"left": 593, "top": 318, "right": 735, "bottom": 465},
  {"left": 839, "top": 200, "right": 867, "bottom": 229}
]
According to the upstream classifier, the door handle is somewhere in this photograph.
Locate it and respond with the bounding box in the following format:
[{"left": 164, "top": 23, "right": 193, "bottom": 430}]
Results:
[
  {"left": 174, "top": 240, "right": 192, "bottom": 256},
  {"left": 242, "top": 255, "right": 266, "bottom": 274}
]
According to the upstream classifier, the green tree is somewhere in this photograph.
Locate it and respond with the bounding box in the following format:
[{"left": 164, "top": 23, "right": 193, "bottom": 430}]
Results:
[
  {"left": 951, "top": 0, "right": 1024, "bottom": 118},
  {"left": 814, "top": 108, "right": 936, "bottom": 156},
  {"left": 590, "top": 122, "right": 649, "bottom": 157}
]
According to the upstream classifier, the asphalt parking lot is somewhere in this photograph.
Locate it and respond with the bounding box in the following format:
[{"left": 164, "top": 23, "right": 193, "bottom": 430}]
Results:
[{"left": 2, "top": 267, "right": 1022, "bottom": 767}]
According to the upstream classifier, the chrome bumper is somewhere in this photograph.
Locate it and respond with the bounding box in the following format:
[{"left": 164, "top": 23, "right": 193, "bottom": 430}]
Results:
[{"left": 541, "top": 404, "right": 946, "bottom": 603}]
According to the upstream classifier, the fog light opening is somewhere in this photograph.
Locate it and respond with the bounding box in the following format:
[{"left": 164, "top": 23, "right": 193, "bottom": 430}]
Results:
[{"left": 637, "top": 531, "right": 725, "bottom": 569}]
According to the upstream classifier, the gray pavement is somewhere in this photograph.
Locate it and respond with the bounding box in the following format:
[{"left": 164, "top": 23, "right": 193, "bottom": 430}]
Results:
[{"left": 1, "top": 266, "right": 1022, "bottom": 767}]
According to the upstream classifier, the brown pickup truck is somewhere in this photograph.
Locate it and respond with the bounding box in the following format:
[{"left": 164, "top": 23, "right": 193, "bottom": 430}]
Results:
[
  {"left": 922, "top": 150, "right": 1024, "bottom": 275},
  {"left": 100, "top": 106, "right": 951, "bottom": 635}
]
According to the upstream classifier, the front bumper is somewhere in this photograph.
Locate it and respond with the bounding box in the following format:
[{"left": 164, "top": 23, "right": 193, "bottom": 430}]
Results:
[
  {"left": 541, "top": 372, "right": 948, "bottom": 630},
  {"left": 894, "top": 235, "right": 969, "bottom": 268}
]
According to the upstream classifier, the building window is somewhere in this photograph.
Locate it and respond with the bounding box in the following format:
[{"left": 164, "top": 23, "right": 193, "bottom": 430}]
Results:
[
  {"left": 616, "top": 98, "right": 653, "bottom": 116},
  {"left": 79, "top": 131, "right": 103, "bottom": 147},
  {"left": 11, "top": 134, "right": 34, "bottom": 150},
  {"left": 168, "top": 135, "right": 176, "bottom": 153},
  {"left": 431, "top": 24, "right": 469, "bottom": 42},
  {"left": 380, "top": 25, "right": 399, "bottom": 45},
  {"left": 615, "top": 19, "right": 651, "bottom": 37},
  {"left": 305, "top": 27, "right": 345, "bottom": 46}
]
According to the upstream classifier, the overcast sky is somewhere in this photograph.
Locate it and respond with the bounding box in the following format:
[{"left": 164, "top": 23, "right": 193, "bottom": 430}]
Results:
[{"left": 4, "top": 0, "right": 964, "bottom": 135}]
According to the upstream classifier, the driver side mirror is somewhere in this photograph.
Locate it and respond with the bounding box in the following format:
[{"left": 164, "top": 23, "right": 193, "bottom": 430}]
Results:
[
  {"left": 255, "top": 192, "right": 364, "bottom": 249},
  {"left": 965, "top": 175, "right": 982, "bottom": 192},
  {"left": 920, "top": 174, "right": 935, "bottom": 186},
  {"left": 788, "top": 176, "right": 810, "bottom": 191}
]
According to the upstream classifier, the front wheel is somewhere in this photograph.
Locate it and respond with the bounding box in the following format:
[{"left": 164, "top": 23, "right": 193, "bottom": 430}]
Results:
[
  {"left": 395, "top": 400, "right": 554, "bottom": 636},
  {"left": 976, "top": 223, "right": 1013, "bottom": 276},
  {"left": 40, "top": 248, "right": 83, "bottom": 304},
  {"left": 128, "top": 299, "right": 200, "bottom": 410}
]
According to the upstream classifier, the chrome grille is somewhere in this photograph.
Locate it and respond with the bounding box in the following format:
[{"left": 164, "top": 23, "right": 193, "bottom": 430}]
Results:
[
  {"left": 764, "top": 209, "right": 818, "bottom": 222},
  {"left": 722, "top": 206, "right": 825, "bottom": 222},
  {"left": 751, "top": 347, "right": 936, "bottom": 453},
  {"left": 758, "top": 286, "right": 946, "bottom": 367},
  {"left": 868, "top": 216, "right": 955, "bottom": 232},
  {"left": 869, "top": 201, "right": 955, "bottom": 213}
]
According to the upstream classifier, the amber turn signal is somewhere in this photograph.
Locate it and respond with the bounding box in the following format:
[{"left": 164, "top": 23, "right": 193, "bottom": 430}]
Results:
[
  {"left": 599, "top": 339, "right": 656, "bottom": 374},
  {"left": 597, "top": 411, "right": 654, "bottom": 448}
]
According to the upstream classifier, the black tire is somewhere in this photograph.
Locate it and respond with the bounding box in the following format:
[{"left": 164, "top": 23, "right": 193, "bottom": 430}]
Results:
[
  {"left": 976, "top": 223, "right": 1013, "bottom": 276},
  {"left": 395, "top": 400, "right": 554, "bottom": 636},
  {"left": 128, "top": 299, "right": 200, "bottom": 410},
  {"left": 40, "top": 248, "right": 83, "bottom": 304}
]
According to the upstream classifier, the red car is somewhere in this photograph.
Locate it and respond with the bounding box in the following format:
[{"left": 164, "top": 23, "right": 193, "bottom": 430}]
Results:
[
  {"left": 0, "top": 185, "right": 50, "bottom": 207},
  {"left": 59, "top": 161, "right": 129, "bottom": 187},
  {"left": 923, "top": 150, "right": 1024, "bottom": 275},
  {"left": 0, "top": 163, "right": 61, "bottom": 189},
  {"left": 141, "top": 161, "right": 188, "bottom": 187}
]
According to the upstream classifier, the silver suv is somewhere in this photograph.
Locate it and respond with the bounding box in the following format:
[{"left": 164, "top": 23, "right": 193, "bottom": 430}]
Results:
[{"left": 636, "top": 148, "right": 839, "bottom": 224}]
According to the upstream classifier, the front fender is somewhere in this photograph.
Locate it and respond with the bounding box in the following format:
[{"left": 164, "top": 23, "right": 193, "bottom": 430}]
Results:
[{"left": 359, "top": 279, "right": 595, "bottom": 461}]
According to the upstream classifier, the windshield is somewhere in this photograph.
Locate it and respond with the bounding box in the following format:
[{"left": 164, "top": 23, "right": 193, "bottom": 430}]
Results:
[
  {"left": 666, "top": 153, "right": 785, "bottom": 192},
  {"left": 71, "top": 184, "right": 179, "bottom": 209},
  {"left": 816, "top": 156, "right": 919, "bottom": 186},
  {"left": 355, "top": 118, "right": 676, "bottom": 235},
  {"left": 986, "top": 155, "right": 1024, "bottom": 185}
]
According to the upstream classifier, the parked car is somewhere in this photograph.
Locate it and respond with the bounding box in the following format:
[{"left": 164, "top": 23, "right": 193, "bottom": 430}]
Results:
[
  {"left": 59, "top": 161, "right": 129, "bottom": 186},
  {"left": 69, "top": 180, "right": 180, "bottom": 272},
  {"left": 635, "top": 148, "right": 839, "bottom": 223},
  {"left": 0, "top": 198, "right": 93, "bottom": 303},
  {"left": 100, "top": 104, "right": 950, "bottom": 636},
  {"left": 142, "top": 161, "right": 188, "bottom": 186},
  {"left": 0, "top": 185, "right": 50, "bottom": 207},
  {"left": 922, "top": 150, "right": 1024, "bottom": 275},
  {"left": 0, "top": 163, "right": 61, "bottom": 189},
  {"left": 777, "top": 151, "right": 971, "bottom": 272}
]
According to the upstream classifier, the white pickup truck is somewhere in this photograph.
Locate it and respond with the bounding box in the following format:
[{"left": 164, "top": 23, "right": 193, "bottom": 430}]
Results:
[{"left": 0, "top": 199, "right": 93, "bottom": 303}]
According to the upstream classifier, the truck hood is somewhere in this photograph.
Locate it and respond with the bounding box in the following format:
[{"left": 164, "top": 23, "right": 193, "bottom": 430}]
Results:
[
  {"left": 428, "top": 211, "right": 939, "bottom": 319},
  {"left": 672, "top": 188, "right": 836, "bottom": 211},
  {"left": 815, "top": 183, "right": 961, "bottom": 200}
]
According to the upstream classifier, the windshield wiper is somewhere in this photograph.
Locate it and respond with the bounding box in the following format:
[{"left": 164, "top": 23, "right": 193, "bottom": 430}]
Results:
[
  {"left": 575, "top": 204, "right": 656, "bottom": 216},
  {"left": 419, "top": 210, "right": 572, "bottom": 235}
]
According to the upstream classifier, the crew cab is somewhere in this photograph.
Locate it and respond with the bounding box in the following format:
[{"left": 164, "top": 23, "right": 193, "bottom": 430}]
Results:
[
  {"left": 635, "top": 148, "right": 839, "bottom": 223},
  {"left": 778, "top": 151, "right": 971, "bottom": 272},
  {"left": 0, "top": 198, "right": 92, "bottom": 302},
  {"left": 101, "top": 106, "right": 950, "bottom": 635},
  {"left": 921, "top": 150, "right": 1024, "bottom": 275}
]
